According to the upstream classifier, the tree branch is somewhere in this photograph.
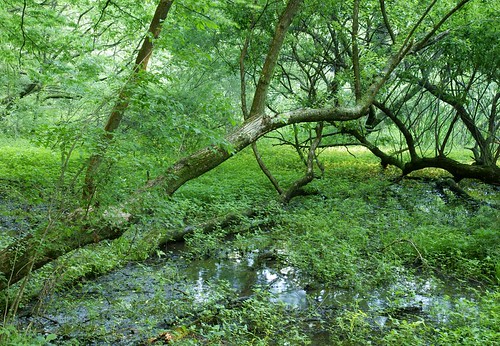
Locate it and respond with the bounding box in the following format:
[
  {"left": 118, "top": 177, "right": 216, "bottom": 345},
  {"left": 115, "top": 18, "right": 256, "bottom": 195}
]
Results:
[
  {"left": 281, "top": 122, "right": 323, "bottom": 203},
  {"left": 379, "top": 0, "right": 395, "bottom": 44},
  {"left": 240, "top": 1, "right": 285, "bottom": 195},
  {"left": 83, "top": 0, "right": 175, "bottom": 202},
  {"left": 18, "top": 0, "right": 28, "bottom": 67},
  {"left": 249, "top": 0, "right": 303, "bottom": 117},
  {"left": 352, "top": 0, "right": 361, "bottom": 101}
]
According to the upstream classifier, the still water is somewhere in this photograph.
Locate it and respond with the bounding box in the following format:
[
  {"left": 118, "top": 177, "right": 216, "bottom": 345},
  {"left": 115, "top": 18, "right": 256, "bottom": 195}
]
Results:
[{"left": 18, "top": 242, "right": 480, "bottom": 345}]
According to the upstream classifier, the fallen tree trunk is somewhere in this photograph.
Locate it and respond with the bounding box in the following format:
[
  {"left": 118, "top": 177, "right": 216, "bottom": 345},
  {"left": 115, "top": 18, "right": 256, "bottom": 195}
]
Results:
[
  {"left": 0, "top": 0, "right": 473, "bottom": 292},
  {"left": 0, "top": 220, "right": 123, "bottom": 293},
  {"left": 0, "top": 206, "right": 264, "bottom": 311},
  {"left": 0, "top": 103, "right": 370, "bottom": 292},
  {"left": 0, "top": 48, "right": 456, "bottom": 292}
]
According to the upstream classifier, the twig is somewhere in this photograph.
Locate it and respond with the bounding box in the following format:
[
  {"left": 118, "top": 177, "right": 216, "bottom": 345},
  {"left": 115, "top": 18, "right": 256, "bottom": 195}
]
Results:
[{"left": 18, "top": 0, "right": 28, "bottom": 68}]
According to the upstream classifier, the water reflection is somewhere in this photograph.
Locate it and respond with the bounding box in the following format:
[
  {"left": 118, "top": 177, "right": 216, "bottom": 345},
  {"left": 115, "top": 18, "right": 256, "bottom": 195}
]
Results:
[{"left": 17, "top": 244, "right": 480, "bottom": 345}]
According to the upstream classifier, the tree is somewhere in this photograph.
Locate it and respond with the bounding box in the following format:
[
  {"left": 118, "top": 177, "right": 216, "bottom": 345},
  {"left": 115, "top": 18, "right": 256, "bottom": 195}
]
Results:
[
  {"left": 1, "top": 0, "right": 483, "bottom": 293},
  {"left": 340, "top": 0, "right": 500, "bottom": 184},
  {"left": 0, "top": 0, "right": 155, "bottom": 128},
  {"left": 82, "top": 0, "right": 175, "bottom": 202},
  {"left": 265, "top": 0, "right": 499, "bottom": 185}
]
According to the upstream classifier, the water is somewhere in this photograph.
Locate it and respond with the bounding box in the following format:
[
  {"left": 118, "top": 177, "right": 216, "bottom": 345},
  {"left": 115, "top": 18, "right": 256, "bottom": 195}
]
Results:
[{"left": 17, "top": 243, "right": 481, "bottom": 345}]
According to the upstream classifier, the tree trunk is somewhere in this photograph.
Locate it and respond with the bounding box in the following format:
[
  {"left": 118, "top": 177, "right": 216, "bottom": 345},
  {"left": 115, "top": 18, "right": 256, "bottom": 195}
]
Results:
[
  {"left": 249, "top": 0, "right": 303, "bottom": 117},
  {"left": 403, "top": 157, "right": 500, "bottom": 185},
  {"left": 0, "top": 222, "right": 124, "bottom": 294},
  {"left": 83, "top": 0, "right": 174, "bottom": 202},
  {"left": 281, "top": 122, "right": 323, "bottom": 203},
  {"left": 0, "top": 102, "right": 374, "bottom": 292},
  {"left": 239, "top": 1, "right": 302, "bottom": 196},
  {"left": 144, "top": 105, "right": 371, "bottom": 195},
  {"left": 0, "top": 0, "right": 474, "bottom": 292}
]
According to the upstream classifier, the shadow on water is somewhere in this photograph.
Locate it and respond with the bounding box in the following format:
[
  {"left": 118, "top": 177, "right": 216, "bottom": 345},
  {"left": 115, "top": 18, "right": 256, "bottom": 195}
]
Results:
[{"left": 17, "top": 242, "right": 483, "bottom": 345}]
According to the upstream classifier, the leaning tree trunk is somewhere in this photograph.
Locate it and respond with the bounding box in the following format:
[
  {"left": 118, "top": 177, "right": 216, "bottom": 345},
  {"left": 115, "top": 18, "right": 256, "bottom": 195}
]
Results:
[
  {"left": 0, "top": 45, "right": 443, "bottom": 292},
  {"left": 0, "top": 102, "right": 375, "bottom": 292},
  {"left": 0, "top": 0, "right": 473, "bottom": 292},
  {"left": 83, "top": 0, "right": 174, "bottom": 202}
]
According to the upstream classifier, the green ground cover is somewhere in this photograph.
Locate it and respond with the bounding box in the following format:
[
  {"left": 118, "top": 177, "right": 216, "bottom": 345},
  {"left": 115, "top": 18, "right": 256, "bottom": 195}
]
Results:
[{"left": 0, "top": 139, "right": 499, "bottom": 345}]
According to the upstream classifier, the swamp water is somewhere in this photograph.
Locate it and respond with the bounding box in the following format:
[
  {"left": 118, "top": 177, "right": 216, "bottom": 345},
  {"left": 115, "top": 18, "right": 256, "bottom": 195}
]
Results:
[{"left": 17, "top": 242, "right": 483, "bottom": 345}]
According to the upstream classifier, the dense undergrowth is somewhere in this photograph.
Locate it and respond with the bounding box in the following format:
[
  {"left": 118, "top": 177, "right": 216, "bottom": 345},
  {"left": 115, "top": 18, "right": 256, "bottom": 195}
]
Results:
[{"left": 0, "top": 138, "right": 499, "bottom": 345}]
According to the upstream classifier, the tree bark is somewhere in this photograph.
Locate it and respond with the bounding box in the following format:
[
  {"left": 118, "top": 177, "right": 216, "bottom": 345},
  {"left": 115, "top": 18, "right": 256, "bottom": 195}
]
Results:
[{"left": 144, "top": 104, "right": 372, "bottom": 196}]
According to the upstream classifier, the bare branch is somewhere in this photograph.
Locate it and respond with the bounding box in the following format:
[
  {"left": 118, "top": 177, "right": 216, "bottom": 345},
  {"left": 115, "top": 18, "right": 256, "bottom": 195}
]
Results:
[
  {"left": 18, "top": 0, "right": 28, "bottom": 68},
  {"left": 352, "top": 0, "right": 361, "bottom": 101},
  {"left": 379, "top": 0, "right": 395, "bottom": 44}
]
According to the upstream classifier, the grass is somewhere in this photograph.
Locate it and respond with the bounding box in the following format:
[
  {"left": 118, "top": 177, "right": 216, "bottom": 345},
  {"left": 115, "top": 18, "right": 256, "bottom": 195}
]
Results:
[
  {"left": 0, "top": 137, "right": 499, "bottom": 345},
  {"left": 0, "top": 138, "right": 59, "bottom": 188}
]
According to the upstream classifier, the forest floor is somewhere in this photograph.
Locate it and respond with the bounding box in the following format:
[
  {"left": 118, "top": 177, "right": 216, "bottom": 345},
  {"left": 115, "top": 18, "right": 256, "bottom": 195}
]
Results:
[{"left": 0, "top": 139, "right": 499, "bottom": 345}]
